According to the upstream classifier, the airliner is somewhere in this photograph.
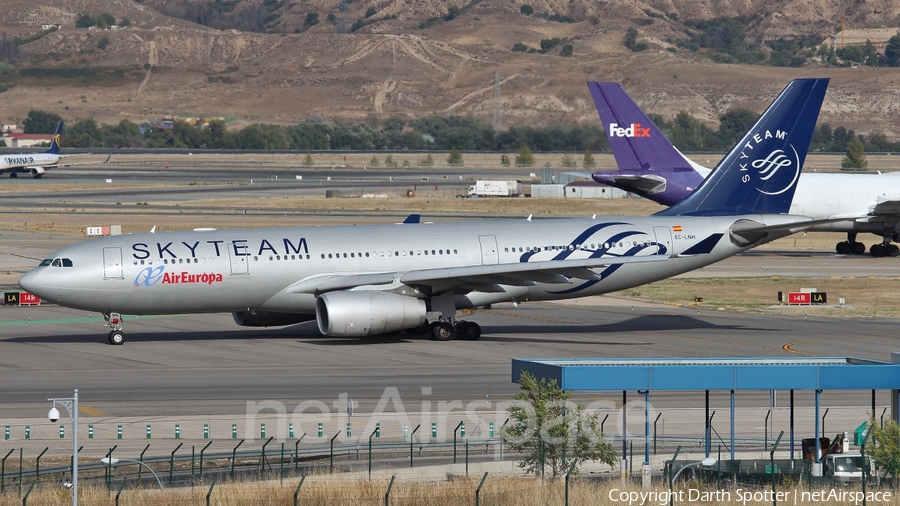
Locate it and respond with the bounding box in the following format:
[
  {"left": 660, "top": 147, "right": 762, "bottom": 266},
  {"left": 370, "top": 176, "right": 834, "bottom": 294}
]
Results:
[
  {"left": 0, "top": 122, "right": 63, "bottom": 178},
  {"left": 589, "top": 81, "right": 900, "bottom": 257},
  {"left": 18, "top": 78, "right": 828, "bottom": 345}
]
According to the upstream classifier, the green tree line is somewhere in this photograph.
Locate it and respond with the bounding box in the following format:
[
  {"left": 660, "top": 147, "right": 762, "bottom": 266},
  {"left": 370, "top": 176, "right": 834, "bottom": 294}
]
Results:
[{"left": 18, "top": 109, "right": 900, "bottom": 153}]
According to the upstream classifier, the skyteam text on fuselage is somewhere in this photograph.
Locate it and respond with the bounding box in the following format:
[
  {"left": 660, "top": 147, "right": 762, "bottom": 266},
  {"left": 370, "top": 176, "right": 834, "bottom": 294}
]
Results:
[
  {"left": 18, "top": 79, "right": 829, "bottom": 345},
  {"left": 589, "top": 81, "right": 900, "bottom": 257},
  {"left": 0, "top": 122, "right": 62, "bottom": 179}
]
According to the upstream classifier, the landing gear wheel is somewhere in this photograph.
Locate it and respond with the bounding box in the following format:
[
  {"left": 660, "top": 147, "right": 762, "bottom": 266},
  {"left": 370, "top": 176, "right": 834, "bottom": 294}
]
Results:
[
  {"left": 9, "top": 173, "right": 17, "bottom": 178},
  {"left": 852, "top": 242, "right": 867, "bottom": 255},
  {"left": 431, "top": 322, "right": 454, "bottom": 341},
  {"left": 889, "top": 245, "right": 900, "bottom": 257},
  {"left": 836, "top": 242, "right": 850, "bottom": 255},
  {"left": 409, "top": 320, "right": 429, "bottom": 335},
  {"left": 871, "top": 244, "right": 887, "bottom": 257},
  {"left": 107, "top": 330, "right": 125, "bottom": 345},
  {"left": 457, "top": 322, "right": 482, "bottom": 341}
]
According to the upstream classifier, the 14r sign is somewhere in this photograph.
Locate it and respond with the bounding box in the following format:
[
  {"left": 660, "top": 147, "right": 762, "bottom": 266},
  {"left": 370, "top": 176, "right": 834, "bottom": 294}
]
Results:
[
  {"left": 788, "top": 292, "right": 811, "bottom": 305},
  {"left": 19, "top": 292, "right": 41, "bottom": 305}
]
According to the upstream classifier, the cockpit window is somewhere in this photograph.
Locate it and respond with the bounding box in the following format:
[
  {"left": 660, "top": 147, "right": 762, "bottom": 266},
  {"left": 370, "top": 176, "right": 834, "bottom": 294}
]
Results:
[
  {"left": 62, "top": 258, "right": 73, "bottom": 267},
  {"left": 51, "top": 259, "right": 61, "bottom": 267},
  {"left": 39, "top": 259, "right": 52, "bottom": 267}
]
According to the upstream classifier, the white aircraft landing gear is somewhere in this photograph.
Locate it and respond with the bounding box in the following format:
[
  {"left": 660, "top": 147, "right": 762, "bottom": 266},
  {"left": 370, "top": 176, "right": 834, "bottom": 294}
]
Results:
[
  {"left": 427, "top": 292, "right": 482, "bottom": 341},
  {"left": 9, "top": 173, "right": 16, "bottom": 178},
  {"left": 104, "top": 312, "right": 125, "bottom": 345},
  {"left": 870, "top": 229, "right": 900, "bottom": 258},
  {"left": 835, "top": 232, "right": 866, "bottom": 255}
]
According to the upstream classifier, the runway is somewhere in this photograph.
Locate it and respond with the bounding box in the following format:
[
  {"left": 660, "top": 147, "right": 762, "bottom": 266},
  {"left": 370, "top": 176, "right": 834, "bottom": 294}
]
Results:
[{"left": 0, "top": 297, "right": 896, "bottom": 419}]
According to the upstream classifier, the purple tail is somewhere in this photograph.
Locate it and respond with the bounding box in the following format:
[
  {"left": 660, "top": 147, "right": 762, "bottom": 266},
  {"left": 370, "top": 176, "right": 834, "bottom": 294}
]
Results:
[
  {"left": 588, "top": 82, "right": 694, "bottom": 173},
  {"left": 588, "top": 82, "right": 706, "bottom": 206}
]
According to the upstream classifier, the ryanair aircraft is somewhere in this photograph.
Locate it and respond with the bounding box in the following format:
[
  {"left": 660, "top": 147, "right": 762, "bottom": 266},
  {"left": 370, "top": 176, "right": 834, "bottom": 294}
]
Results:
[
  {"left": 0, "top": 122, "right": 63, "bottom": 178},
  {"left": 19, "top": 79, "right": 829, "bottom": 345}
]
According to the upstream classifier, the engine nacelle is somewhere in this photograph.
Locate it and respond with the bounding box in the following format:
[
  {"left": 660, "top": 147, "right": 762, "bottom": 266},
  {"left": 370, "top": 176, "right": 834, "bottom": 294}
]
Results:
[
  {"left": 232, "top": 311, "right": 314, "bottom": 327},
  {"left": 316, "top": 291, "right": 426, "bottom": 336},
  {"left": 30, "top": 167, "right": 46, "bottom": 176}
]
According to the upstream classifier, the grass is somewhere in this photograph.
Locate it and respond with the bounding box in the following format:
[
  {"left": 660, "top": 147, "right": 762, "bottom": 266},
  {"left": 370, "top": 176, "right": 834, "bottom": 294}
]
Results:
[
  {"left": 1, "top": 477, "right": 897, "bottom": 505},
  {"left": 614, "top": 276, "right": 900, "bottom": 317}
]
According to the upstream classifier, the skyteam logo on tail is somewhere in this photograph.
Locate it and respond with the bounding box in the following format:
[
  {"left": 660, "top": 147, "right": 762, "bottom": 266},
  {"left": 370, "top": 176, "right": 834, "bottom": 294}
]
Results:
[
  {"left": 739, "top": 129, "right": 801, "bottom": 196},
  {"left": 608, "top": 123, "right": 651, "bottom": 138}
]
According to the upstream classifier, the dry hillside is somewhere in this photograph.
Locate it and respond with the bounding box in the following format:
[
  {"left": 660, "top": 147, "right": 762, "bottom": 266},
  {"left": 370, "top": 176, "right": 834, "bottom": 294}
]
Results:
[{"left": 1, "top": 0, "right": 900, "bottom": 136}]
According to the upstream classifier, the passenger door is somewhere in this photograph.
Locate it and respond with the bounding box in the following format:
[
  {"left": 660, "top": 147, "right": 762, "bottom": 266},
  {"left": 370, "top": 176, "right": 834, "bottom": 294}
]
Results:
[{"left": 103, "top": 247, "right": 123, "bottom": 279}]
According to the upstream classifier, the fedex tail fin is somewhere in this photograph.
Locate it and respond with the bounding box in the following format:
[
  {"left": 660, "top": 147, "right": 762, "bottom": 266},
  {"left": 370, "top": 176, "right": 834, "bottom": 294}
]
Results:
[
  {"left": 655, "top": 78, "right": 828, "bottom": 217},
  {"left": 588, "top": 82, "right": 705, "bottom": 174},
  {"left": 588, "top": 82, "right": 708, "bottom": 205},
  {"left": 45, "top": 122, "right": 62, "bottom": 155}
]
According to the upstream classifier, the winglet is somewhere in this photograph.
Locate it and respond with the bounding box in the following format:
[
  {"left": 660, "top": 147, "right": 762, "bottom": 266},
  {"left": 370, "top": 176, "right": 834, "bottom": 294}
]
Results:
[
  {"left": 655, "top": 78, "right": 829, "bottom": 217},
  {"left": 402, "top": 214, "right": 421, "bottom": 224},
  {"left": 45, "top": 121, "right": 63, "bottom": 155}
]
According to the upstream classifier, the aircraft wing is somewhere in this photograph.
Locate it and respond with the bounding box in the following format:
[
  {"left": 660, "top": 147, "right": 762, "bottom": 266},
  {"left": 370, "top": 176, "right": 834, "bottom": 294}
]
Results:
[
  {"left": 59, "top": 153, "right": 112, "bottom": 167},
  {"left": 605, "top": 174, "right": 668, "bottom": 194},
  {"left": 287, "top": 254, "right": 670, "bottom": 295},
  {"left": 868, "top": 197, "right": 900, "bottom": 217}
]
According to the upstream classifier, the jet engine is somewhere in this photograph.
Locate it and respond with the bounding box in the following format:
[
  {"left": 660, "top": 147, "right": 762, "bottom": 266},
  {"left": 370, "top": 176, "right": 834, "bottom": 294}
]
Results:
[
  {"left": 30, "top": 167, "right": 45, "bottom": 177},
  {"left": 232, "top": 311, "right": 314, "bottom": 327},
  {"left": 316, "top": 291, "right": 426, "bottom": 336}
]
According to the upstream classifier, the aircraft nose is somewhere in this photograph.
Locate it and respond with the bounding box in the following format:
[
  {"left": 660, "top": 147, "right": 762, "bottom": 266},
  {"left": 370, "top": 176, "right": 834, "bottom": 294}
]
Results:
[{"left": 18, "top": 268, "right": 42, "bottom": 295}]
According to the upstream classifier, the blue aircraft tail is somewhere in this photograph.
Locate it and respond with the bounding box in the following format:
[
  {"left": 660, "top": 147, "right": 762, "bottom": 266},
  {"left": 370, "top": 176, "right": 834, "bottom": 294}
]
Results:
[
  {"left": 655, "top": 78, "right": 829, "bottom": 217},
  {"left": 45, "top": 122, "right": 63, "bottom": 155}
]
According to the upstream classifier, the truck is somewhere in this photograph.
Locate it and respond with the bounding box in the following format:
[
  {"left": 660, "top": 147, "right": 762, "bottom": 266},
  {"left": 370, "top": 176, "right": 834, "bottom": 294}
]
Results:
[
  {"left": 825, "top": 453, "right": 875, "bottom": 483},
  {"left": 467, "top": 180, "right": 520, "bottom": 197}
]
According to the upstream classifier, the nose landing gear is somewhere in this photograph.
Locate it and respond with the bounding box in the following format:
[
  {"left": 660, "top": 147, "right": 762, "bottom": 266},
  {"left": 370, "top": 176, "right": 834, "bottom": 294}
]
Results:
[{"left": 104, "top": 312, "right": 125, "bottom": 345}]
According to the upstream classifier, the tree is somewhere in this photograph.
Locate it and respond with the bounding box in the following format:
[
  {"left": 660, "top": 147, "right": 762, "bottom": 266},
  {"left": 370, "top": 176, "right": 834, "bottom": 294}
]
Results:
[
  {"left": 515, "top": 145, "right": 535, "bottom": 166},
  {"left": 869, "top": 416, "right": 900, "bottom": 479},
  {"left": 624, "top": 27, "right": 637, "bottom": 50},
  {"left": 305, "top": 12, "right": 319, "bottom": 26},
  {"left": 447, "top": 148, "right": 463, "bottom": 165},
  {"left": 560, "top": 44, "right": 574, "bottom": 57},
  {"left": 886, "top": 34, "right": 900, "bottom": 66},
  {"left": 97, "top": 12, "right": 117, "bottom": 28},
  {"left": 561, "top": 153, "right": 575, "bottom": 167},
  {"left": 717, "top": 108, "right": 756, "bottom": 146},
  {"left": 97, "top": 36, "right": 110, "bottom": 49},
  {"left": 369, "top": 155, "right": 380, "bottom": 166},
  {"left": 23, "top": 110, "right": 63, "bottom": 134},
  {"left": 583, "top": 150, "right": 595, "bottom": 167},
  {"left": 512, "top": 42, "right": 528, "bottom": 52},
  {"left": 520, "top": 4, "right": 533, "bottom": 15},
  {"left": 421, "top": 153, "right": 434, "bottom": 166},
  {"left": 841, "top": 137, "right": 868, "bottom": 170},
  {"left": 303, "top": 153, "right": 314, "bottom": 166},
  {"left": 502, "top": 372, "right": 617, "bottom": 477},
  {"left": 75, "top": 12, "right": 95, "bottom": 28}
]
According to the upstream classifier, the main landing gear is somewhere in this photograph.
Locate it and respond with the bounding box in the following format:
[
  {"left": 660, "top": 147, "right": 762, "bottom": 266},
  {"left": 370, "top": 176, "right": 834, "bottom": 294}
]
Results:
[
  {"left": 428, "top": 320, "right": 482, "bottom": 341},
  {"left": 836, "top": 232, "right": 900, "bottom": 257},
  {"left": 104, "top": 312, "right": 125, "bottom": 345}
]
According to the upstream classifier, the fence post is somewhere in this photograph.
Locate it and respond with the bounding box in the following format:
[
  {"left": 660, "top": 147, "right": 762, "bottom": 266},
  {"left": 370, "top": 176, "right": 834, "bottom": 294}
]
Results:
[
  {"left": 465, "top": 439, "right": 469, "bottom": 476},
  {"left": 169, "top": 442, "right": 183, "bottom": 486},
  {"left": 653, "top": 413, "right": 662, "bottom": 454},
  {"left": 293, "top": 476, "right": 306, "bottom": 506},
  {"left": 565, "top": 459, "right": 578, "bottom": 506},
  {"left": 330, "top": 431, "right": 340, "bottom": 474},
  {"left": 260, "top": 436, "right": 274, "bottom": 475},
  {"left": 293, "top": 433, "right": 306, "bottom": 473},
  {"left": 206, "top": 475, "right": 217, "bottom": 506},
  {"left": 410, "top": 424, "right": 420, "bottom": 468},
  {"left": 34, "top": 448, "right": 48, "bottom": 484},
  {"left": 21, "top": 481, "right": 36, "bottom": 506},
  {"left": 668, "top": 446, "right": 681, "bottom": 506},
  {"left": 369, "top": 427, "right": 379, "bottom": 479},
  {"left": 1, "top": 448, "right": 13, "bottom": 492},
  {"left": 104, "top": 445, "right": 118, "bottom": 491},
  {"left": 115, "top": 477, "right": 127, "bottom": 506},
  {"left": 200, "top": 440, "right": 213, "bottom": 480},
  {"left": 453, "top": 421, "right": 464, "bottom": 463},
  {"left": 280, "top": 443, "right": 285, "bottom": 483},
  {"left": 191, "top": 446, "right": 195, "bottom": 481},
  {"left": 475, "top": 472, "right": 488, "bottom": 506},
  {"left": 384, "top": 475, "right": 395, "bottom": 506},
  {"left": 138, "top": 444, "right": 150, "bottom": 483},
  {"left": 231, "top": 440, "right": 244, "bottom": 480}
]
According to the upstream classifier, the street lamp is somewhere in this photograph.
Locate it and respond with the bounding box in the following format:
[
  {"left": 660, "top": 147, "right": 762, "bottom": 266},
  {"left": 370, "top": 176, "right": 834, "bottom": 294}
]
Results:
[
  {"left": 49, "top": 390, "right": 78, "bottom": 506},
  {"left": 669, "top": 457, "right": 717, "bottom": 506},
  {"left": 100, "top": 457, "right": 163, "bottom": 490}
]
